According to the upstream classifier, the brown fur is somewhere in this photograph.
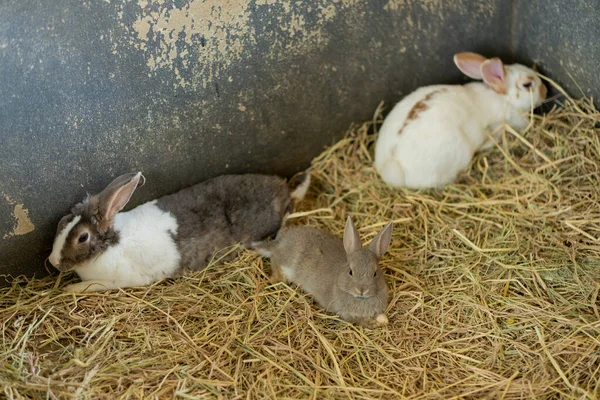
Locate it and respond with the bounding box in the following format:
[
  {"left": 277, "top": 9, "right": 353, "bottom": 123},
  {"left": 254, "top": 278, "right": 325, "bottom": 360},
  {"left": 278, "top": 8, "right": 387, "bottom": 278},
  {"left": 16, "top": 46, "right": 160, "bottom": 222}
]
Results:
[
  {"left": 257, "top": 218, "right": 393, "bottom": 328},
  {"left": 55, "top": 196, "right": 119, "bottom": 272},
  {"left": 539, "top": 81, "right": 547, "bottom": 99},
  {"left": 397, "top": 89, "right": 444, "bottom": 136}
]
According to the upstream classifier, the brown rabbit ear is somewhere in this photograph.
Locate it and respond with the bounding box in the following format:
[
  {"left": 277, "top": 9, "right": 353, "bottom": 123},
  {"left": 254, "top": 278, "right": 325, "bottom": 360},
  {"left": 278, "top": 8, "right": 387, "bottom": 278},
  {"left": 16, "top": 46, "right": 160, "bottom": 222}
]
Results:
[
  {"left": 454, "top": 52, "right": 487, "bottom": 80},
  {"left": 368, "top": 222, "right": 393, "bottom": 260},
  {"left": 481, "top": 58, "right": 507, "bottom": 94},
  {"left": 96, "top": 172, "right": 145, "bottom": 231},
  {"left": 343, "top": 217, "right": 362, "bottom": 254}
]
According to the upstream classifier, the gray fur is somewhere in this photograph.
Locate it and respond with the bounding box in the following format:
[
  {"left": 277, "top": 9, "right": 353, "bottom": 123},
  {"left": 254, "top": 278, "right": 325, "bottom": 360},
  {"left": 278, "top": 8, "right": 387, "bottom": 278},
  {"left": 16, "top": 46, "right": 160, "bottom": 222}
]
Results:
[
  {"left": 156, "top": 173, "right": 308, "bottom": 271},
  {"left": 256, "top": 217, "right": 393, "bottom": 328},
  {"left": 51, "top": 172, "right": 309, "bottom": 274}
]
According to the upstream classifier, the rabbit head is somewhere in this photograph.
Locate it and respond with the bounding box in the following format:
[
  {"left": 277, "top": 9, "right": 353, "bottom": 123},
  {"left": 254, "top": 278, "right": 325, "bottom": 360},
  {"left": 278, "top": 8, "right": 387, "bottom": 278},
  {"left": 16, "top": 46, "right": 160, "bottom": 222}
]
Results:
[
  {"left": 48, "top": 172, "right": 145, "bottom": 272},
  {"left": 454, "top": 52, "right": 547, "bottom": 111},
  {"left": 336, "top": 217, "right": 393, "bottom": 299}
]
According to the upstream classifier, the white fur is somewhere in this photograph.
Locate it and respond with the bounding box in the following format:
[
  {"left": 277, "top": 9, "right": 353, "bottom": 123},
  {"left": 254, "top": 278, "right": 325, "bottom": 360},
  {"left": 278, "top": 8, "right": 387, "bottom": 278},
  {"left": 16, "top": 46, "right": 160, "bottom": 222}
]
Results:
[
  {"left": 280, "top": 264, "right": 296, "bottom": 281},
  {"left": 291, "top": 174, "right": 311, "bottom": 200},
  {"left": 374, "top": 63, "right": 545, "bottom": 189},
  {"left": 254, "top": 246, "right": 272, "bottom": 258},
  {"left": 68, "top": 201, "right": 181, "bottom": 292},
  {"left": 49, "top": 215, "right": 81, "bottom": 267}
]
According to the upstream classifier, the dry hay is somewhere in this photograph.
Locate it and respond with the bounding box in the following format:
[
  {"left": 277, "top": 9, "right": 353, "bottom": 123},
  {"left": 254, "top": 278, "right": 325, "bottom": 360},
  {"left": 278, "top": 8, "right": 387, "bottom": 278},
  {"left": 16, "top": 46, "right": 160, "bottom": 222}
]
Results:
[{"left": 2, "top": 83, "right": 600, "bottom": 399}]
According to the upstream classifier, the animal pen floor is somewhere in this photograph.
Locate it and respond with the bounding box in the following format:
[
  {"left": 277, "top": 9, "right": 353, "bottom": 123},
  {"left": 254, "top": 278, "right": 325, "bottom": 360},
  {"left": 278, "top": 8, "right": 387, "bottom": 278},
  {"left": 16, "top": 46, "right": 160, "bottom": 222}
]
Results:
[{"left": 2, "top": 85, "right": 600, "bottom": 399}]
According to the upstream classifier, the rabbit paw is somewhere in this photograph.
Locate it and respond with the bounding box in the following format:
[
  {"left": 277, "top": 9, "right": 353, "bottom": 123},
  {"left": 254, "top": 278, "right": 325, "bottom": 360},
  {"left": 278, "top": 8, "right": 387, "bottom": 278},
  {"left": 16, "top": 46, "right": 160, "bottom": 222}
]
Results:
[
  {"left": 375, "top": 313, "right": 389, "bottom": 326},
  {"left": 269, "top": 265, "right": 286, "bottom": 284},
  {"left": 359, "top": 314, "right": 389, "bottom": 329}
]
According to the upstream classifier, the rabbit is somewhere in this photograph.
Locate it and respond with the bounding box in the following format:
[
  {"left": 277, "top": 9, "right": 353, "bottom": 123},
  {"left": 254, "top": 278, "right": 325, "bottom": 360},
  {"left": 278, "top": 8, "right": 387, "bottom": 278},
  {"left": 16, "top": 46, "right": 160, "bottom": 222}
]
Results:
[
  {"left": 374, "top": 52, "right": 548, "bottom": 189},
  {"left": 255, "top": 217, "right": 393, "bottom": 328},
  {"left": 48, "top": 171, "right": 311, "bottom": 292}
]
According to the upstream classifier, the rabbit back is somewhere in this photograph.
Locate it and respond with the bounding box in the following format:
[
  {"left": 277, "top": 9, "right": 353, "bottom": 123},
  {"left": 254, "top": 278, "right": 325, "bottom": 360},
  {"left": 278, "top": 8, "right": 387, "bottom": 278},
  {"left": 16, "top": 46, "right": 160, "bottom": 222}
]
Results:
[
  {"left": 267, "top": 227, "right": 345, "bottom": 304},
  {"left": 374, "top": 85, "right": 487, "bottom": 188},
  {"left": 157, "top": 174, "right": 296, "bottom": 271}
]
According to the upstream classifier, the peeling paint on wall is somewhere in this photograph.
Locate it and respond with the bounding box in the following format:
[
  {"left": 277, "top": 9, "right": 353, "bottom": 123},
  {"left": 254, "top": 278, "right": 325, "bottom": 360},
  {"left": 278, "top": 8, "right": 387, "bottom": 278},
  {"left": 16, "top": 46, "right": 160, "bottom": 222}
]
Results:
[
  {"left": 3, "top": 196, "right": 35, "bottom": 239},
  {"left": 112, "top": 0, "right": 367, "bottom": 89},
  {"left": 129, "top": 0, "right": 252, "bottom": 88},
  {"left": 261, "top": 0, "right": 362, "bottom": 56}
]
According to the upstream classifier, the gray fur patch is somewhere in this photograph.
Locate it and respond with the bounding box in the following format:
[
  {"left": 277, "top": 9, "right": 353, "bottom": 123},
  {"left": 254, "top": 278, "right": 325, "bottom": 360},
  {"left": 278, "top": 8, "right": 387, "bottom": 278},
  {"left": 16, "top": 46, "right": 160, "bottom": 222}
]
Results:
[{"left": 155, "top": 174, "right": 295, "bottom": 271}]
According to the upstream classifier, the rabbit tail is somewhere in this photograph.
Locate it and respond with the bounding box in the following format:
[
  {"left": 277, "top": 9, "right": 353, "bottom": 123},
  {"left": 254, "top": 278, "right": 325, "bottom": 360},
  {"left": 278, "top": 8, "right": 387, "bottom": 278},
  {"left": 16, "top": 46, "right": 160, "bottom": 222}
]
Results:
[
  {"left": 379, "top": 158, "right": 406, "bottom": 188},
  {"left": 289, "top": 172, "right": 311, "bottom": 201}
]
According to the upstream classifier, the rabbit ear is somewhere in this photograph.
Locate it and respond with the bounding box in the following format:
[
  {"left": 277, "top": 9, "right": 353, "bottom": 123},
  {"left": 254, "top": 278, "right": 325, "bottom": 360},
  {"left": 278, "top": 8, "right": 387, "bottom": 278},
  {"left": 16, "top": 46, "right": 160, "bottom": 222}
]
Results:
[
  {"left": 368, "top": 222, "right": 393, "bottom": 260},
  {"left": 454, "top": 52, "right": 487, "bottom": 80},
  {"left": 343, "top": 217, "right": 362, "bottom": 254},
  {"left": 97, "top": 172, "right": 145, "bottom": 230},
  {"left": 481, "top": 58, "right": 507, "bottom": 94}
]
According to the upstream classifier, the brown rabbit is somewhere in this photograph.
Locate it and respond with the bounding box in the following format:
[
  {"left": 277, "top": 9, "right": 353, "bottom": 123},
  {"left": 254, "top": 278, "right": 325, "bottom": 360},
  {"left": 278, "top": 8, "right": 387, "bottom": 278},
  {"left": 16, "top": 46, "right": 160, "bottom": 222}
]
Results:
[{"left": 255, "top": 217, "right": 393, "bottom": 328}]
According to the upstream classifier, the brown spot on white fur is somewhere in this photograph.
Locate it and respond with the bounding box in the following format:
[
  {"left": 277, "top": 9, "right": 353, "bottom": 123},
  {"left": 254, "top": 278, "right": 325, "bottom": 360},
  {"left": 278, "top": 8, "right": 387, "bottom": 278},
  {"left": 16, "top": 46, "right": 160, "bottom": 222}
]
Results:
[
  {"left": 397, "top": 89, "right": 444, "bottom": 136},
  {"left": 539, "top": 81, "right": 547, "bottom": 99},
  {"left": 406, "top": 99, "right": 429, "bottom": 121}
]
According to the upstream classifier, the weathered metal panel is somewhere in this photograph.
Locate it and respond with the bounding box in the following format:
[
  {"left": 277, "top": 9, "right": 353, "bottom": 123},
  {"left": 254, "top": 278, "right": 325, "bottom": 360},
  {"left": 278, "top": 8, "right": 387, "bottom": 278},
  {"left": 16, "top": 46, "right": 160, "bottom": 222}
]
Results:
[
  {"left": 0, "top": 0, "right": 512, "bottom": 280},
  {"left": 513, "top": 0, "right": 600, "bottom": 101}
]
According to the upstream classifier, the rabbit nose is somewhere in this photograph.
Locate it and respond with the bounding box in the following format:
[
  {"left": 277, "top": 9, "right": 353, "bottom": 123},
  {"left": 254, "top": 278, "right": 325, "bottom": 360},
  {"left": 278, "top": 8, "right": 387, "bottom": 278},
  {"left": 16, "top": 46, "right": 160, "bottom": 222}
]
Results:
[
  {"left": 53, "top": 262, "right": 65, "bottom": 272},
  {"left": 48, "top": 256, "right": 60, "bottom": 268},
  {"left": 49, "top": 257, "right": 67, "bottom": 272},
  {"left": 358, "top": 287, "right": 369, "bottom": 297}
]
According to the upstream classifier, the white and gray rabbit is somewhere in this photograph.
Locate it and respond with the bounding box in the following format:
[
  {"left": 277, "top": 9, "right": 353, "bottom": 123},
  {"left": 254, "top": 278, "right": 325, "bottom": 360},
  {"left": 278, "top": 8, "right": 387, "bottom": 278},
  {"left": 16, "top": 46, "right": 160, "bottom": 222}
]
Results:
[
  {"left": 374, "top": 52, "right": 548, "bottom": 189},
  {"left": 49, "top": 171, "right": 310, "bottom": 292},
  {"left": 255, "top": 217, "right": 393, "bottom": 328}
]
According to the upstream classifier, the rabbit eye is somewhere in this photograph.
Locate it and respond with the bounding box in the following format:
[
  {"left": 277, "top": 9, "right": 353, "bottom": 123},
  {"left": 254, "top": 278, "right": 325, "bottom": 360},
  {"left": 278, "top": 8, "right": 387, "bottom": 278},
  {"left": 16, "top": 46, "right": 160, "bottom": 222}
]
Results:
[
  {"left": 78, "top": 232, "right": 89, "bottom": 243},
  {"left": 522, "top": 81, "right": 533, "bottom": 89},
  {"left": 374, "top": 271, "right": 377, "bottom": 277},
  {"left": 348, "top": 269, "right": 353, "bottom": 276}
]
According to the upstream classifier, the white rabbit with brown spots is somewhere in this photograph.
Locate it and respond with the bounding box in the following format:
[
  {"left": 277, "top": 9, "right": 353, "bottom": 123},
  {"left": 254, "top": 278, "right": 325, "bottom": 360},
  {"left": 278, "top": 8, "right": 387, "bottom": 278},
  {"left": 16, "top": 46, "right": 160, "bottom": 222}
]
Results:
[{"left": 374, "top": 52, "right": 547, "bottom": 189}]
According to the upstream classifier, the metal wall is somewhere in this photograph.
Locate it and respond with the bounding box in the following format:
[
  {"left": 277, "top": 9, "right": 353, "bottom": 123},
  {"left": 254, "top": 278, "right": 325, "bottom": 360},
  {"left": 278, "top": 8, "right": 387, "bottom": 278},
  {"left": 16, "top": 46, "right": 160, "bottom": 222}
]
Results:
[
  {"left": 1, "top": 0, "right": 595, "bottom": 281},
  {"left": 513, "top": 0, "right": 600, "bottom": 101}
]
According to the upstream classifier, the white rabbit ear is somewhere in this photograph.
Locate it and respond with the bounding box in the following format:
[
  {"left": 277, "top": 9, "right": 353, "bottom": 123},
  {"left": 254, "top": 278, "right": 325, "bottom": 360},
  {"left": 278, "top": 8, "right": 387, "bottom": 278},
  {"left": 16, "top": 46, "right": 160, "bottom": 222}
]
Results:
[
  {"left": 369, "top": 222, "right": 393, "bottom": 260},
  {"left": 343, "top": 217, "right": 362, "bottom": 254},
  {"left": 97, "top": 172, "right": 145, "bottom": 230},
  {"left": 481, "top": 58, "right": 507, "bottom": 94},
  {"left": 454, "top": 52, "right": 487, "bottom": 80}
]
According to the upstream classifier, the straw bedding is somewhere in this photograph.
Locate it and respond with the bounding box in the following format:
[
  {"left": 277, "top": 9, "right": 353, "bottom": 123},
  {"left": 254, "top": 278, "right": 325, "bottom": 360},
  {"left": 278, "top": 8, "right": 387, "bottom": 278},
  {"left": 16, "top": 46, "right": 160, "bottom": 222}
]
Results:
[{"left": 2, "top": 82, "right": 600, "bottom": 399}]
